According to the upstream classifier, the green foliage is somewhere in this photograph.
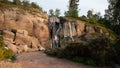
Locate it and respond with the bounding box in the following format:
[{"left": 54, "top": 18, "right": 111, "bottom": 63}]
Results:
[
  {"left": 86, "top": 10, "right": 99, "bottom": 24},
  {"left": 45, "top": 48, "right": 65, "bottom": 58},
  {"left": 64, "top": 36, "right": 112, "bottom": 66},
  {"left": 0, "top": 0, "right": 9, "bottom": 3},
  {"left": 0, "top": 35, "right": 5, "bottom": 47},
  {"left": 55, "top": 9, "right": 60, "bottom": 17},
  {"left": 0, "top": 48, "right": 15, "bottom": 60},
  {"left": 65, "top": 8, "right": 79, "bottom": 18},
  {"left": 45, "top": 36, "right": 120, "bottom": 66},
  {"left": 31, "top": 2, "right": 41, "bottom": 10},
  {"left": 105, "top": 0, "right": 120, "bottom": 35},
  {"left": 0, "top": 35, "right": 15, "bottom": 61},
  {"left": 113, "top": 38, "right": 120, "bottom": 64},
  {"left": 87, "top": 10, "right": 93, "bottom": 19},
  {"left": 0, "top": 0, "right": 43, "bottom": 14},
  {"left": 65, "top": 0, "right": 79, "bottom": 18},
  {"left": 79, "top": 15, "right": 88, "bottom": 22},
  {"left": 13, "top": 0, "right": 21, "bottom": 5},
  {"left": 49, "top": 9, "right": 54, "bottom": 16},
  {"left": 22, "top": 0, "right": 30, "bottom": 7},
  {"left": 49, "top": 9, "right": 61, "bottom": 17},
  {"left": 79, "top": 10, "right": 102, "bottom": 24},
  {"left": 86, "top": 37, "right": 112, "bottom": 65}
]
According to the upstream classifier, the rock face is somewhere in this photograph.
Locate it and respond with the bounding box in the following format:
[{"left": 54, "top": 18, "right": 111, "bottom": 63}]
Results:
[
  {"left": 0, "top": 7, "right": 115, "bottom": 52},
  {"left": 0, "top": 7, "right": 50, "bottom": 52},
  {"left": 62, "top": 18, "right": 115, "bottom": 42}
]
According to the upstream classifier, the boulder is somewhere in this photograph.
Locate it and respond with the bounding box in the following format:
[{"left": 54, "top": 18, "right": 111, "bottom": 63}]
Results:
[
  {"left": 23, "top": 45, "right": 29, "bottom": 52},
  {"left": 4, "top": 38, "right": 18, "bottom": 53}
]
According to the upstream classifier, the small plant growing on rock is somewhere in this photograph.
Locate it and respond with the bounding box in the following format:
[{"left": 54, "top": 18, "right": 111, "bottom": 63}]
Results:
[{"left": 0, "top": 35, "right": 15, "bottom": 61}]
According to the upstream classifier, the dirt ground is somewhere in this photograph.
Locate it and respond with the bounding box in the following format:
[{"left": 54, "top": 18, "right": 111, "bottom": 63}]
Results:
[
  {"left": 0, "top": 52, "right": 111, "bottom": 68},
  {"left": 16, "top": 52, "right": 109, "bottom": 68}
]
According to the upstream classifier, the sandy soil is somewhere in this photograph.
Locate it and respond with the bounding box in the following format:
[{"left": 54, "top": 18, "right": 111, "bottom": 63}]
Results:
[
  {"left": 15, "top": 52, "right": 108, "bottom": 68},
  {"left": 0, "top": 52, "right": 110, "bottom": 68}
]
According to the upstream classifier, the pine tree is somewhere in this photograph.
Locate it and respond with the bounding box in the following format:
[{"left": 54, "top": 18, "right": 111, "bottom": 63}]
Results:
[
  {"left": 55, "top": 9, "right": 60, "bottom": 17},
  {"left": 13, "top": 0, "right": 21, "bottom": 5},
  {"left": 105, "top": 0, "right": 120, "bottom": 35},
  {"left": 65, "top": 0, "right": 79, "bottom": 18},
  {"left": 49, "top": 9, "right": 54, "bottom": 16}
]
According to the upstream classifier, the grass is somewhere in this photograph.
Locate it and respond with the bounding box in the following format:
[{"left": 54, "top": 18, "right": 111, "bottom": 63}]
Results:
[
  {"left": 0, "top": 2, "right": 44, "bottom": 16},
  {"left": 0, "top": 35, "right": 15, "bottom": 61}
]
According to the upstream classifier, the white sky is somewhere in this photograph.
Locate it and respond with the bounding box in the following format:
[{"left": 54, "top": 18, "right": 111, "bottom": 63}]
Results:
[{"left": 30, "top": 0, "right": 109, "bottom": 16}]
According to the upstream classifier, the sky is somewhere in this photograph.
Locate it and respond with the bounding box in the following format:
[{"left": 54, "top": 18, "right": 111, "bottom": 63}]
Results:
[{"left": 30, "top": 0, "right": 109, "bottom": 16}]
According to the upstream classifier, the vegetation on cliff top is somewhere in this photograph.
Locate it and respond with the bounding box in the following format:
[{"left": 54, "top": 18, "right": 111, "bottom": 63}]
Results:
[{"left": 0, "top": 0, "right": 44, "bottom": 14}]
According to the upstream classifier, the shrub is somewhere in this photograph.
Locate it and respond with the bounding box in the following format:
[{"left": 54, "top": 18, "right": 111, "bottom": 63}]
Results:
[
  {"left": 22, "top": 0, "right": 30, "bottom": 7},
  {"left": 113, "top": 37, "right": 120, "bottom": 64},
  {"left": 45, "top": 36, "right": 116, "bottom": 66},
  {"left": 31, "top": 2, "right": 40, "bottom": 9},
  {"left": 0, "top": 0, "right": 9, "bottom": 3},
  {"left": 0, "top": 48, "right": 15, "bottom": 60},
  {"left": 13, "top": 0, "right": 21, "bottom": 5},
  {"left": 86, "top": 37, "right": 112, "bottom": 66},
  {"left": 0, "top": 35, "right": 5, "bottom": 47},
  {"left": 45, "top": 48, "right": 65, "bottom": 58},
  {"left": 0, "top": 35, "right": 15, "bottom": 61}
]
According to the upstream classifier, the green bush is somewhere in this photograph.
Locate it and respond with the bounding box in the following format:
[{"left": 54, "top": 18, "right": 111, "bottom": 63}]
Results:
[
  {"left": 22, "top": 0, "right": 30, "bottom": 7},
  {"left": 0, "top": 35, "right": 5, "bottom": 47},
  {"left": 113, "top": 38, "right": 120, "bottom": 64},
  {"left": 13, "top": 0, "right": 21, "bottom": 5},
  {"left": 31, "top": 2, "right": 41, "bottom": 9},
  {"left": 0, "top": 35, "right": 15, "bottom": 61},
  {"left": 87, "top": 37, "right": 111, "bottom": 65},
  {"left": 0, "top": 0, "right": 9, "bottom": 3},
  {"left": 45, "top": 36, "right": 117, "bottom": 66},
  {"left": 0, "top": 48, "right": 15, "bottom": 60},
  {"left": 45, "top": 48, "right": 65, "bottom": 58}
]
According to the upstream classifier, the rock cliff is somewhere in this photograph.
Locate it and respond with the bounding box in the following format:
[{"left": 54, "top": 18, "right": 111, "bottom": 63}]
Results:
[
  {"left": 60, "top": 17, "right": 116, "bottom": 42},
  {"left": 0, "top": 7, "right": 50, "bottom": 53},
  {"left": 0, "top": 7, "right": 116, "bottom": 53}
]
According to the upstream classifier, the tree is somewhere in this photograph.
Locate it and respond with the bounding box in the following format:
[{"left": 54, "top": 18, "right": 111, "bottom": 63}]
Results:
[
  {"left": 31, "top": 2, "right": 39, "bottom": 9},
  {"left": 87, "top": 10, "right": 93, "bottom": 19},
  {"left": 94, "top": 12, "right": 101, "bottom": 21},
  {"left": 105, "top": 0, "right": 120, "bottom": 35},
  {"left": 65, "top": 0, "right": 79, "bottom": 18},
  {"left": 55, "top": 9, "right": 60, "bottom": 17},
  {"left": 13, "top": 0, "right": 21, "bottom": 5},
  {"left": 0, "top": 0, "right": 9, "bottom": 3},
  {"left": 49, "top": 9, "right": 54, "bottom": 16},
  {"left": 22, "top": 0, "right": 30, "bottom": 7},
  {"left": 79, "top": 15, "right": 87, "bottom": 21}
]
